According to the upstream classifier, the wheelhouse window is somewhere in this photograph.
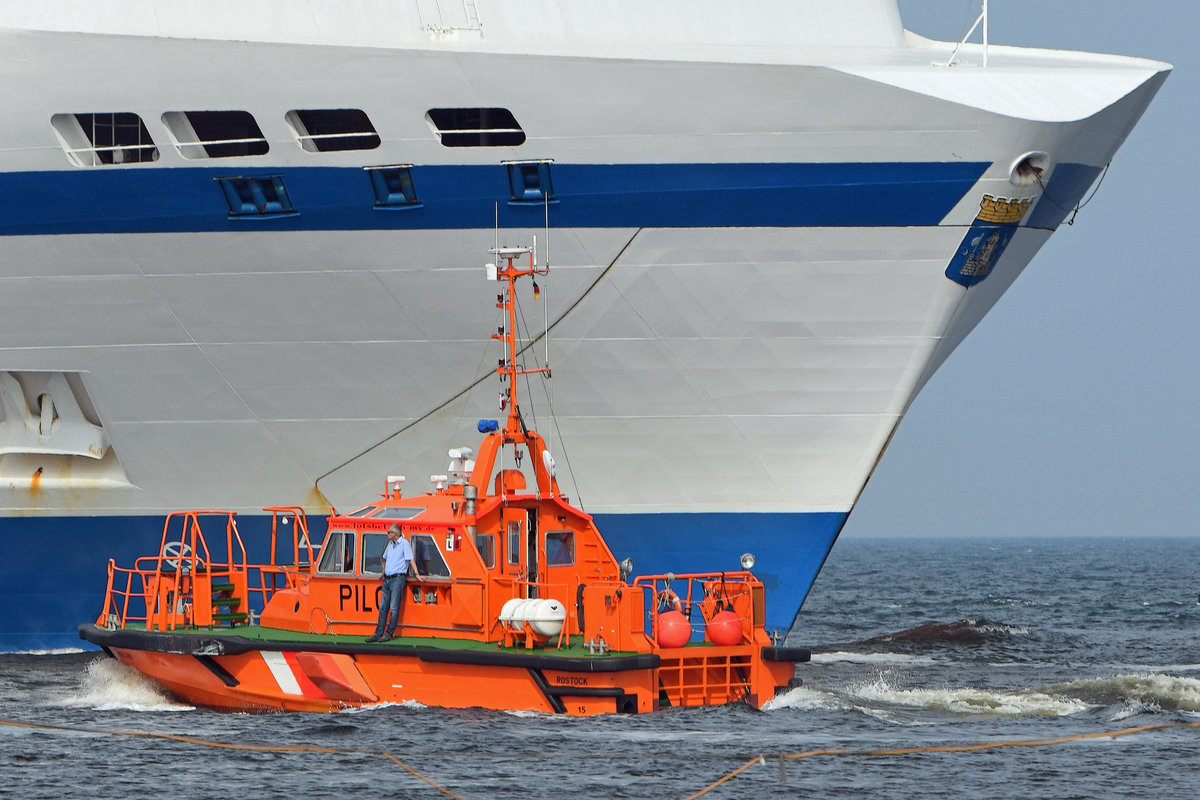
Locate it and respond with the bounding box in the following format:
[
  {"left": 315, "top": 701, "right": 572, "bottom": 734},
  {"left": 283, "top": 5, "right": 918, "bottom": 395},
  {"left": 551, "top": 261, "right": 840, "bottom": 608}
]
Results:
[
  {"left": 374, "top": 507, "right": 426, "bottom": 520},
  {"left": 426, "top": 107, "right": 525, "bottom": 147},
  {"left": 285, "top": 108, "right": 380, "bottom": 152},
  {"left": 50, "top": 112, "right": 159, "bottom": 166},
  {"left": 162, "top": 110, "right": 269, "bottom": 159},
  {"left": 411, "top": 533, "right": 450, "bottom": 578},
  {"left": 475, "top": 533, "right": 496, "bottom": 568},
  {"left": 361, "top": 531, "right": 387, "bottom": 575},
  {"left": 317, "top": 530, "right": 356, "bottom": 574},
  {"left": 507, "top": 521, "right": 521, "bottom": 566},
  {"left": 545, "top": 530, "right": 574, "bottom": 566}
]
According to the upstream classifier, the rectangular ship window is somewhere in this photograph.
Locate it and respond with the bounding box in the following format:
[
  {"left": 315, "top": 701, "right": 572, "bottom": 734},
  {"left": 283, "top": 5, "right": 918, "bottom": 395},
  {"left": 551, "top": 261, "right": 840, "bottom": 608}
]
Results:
[
  {"left": 163, "top": 110, "right": 269, "bottom": 159},
  {"left": 475, "top": 533, "right": 496, "bottom": 568},
  {"left": 360, "top": 532, "right": 387, "bottom": 575},
  {"left": 286, "top": 108, "right": 381, "bottom": 152},
  {"left": 507, "top": 521, "right": 521, "bottom": 565},
  {"left": 318, "top": 530, "right": 356, "bottom": 574},
  {"left": 505, "top": 160, "right": 556, "bottom": 204},
  {"left": 50, "top": 112, "right": 159, "bottom": 166},
  {"left": 544, "top": 530, "right": 574, "bottom": 566},
  {"left": 216, "top": 175, "right": 297, "bottom": 217},
  {"left": 411, "top": 533, "right": 451, "bottom": 578},
  {"left": 365, "top": 165, "right": 422, "bottom": 209},
  {"left": 426, "top": 107, "right": 525, "bottom": 147},
  {"left": 373, "top": 506, "right": 427, "bottom": 520}
]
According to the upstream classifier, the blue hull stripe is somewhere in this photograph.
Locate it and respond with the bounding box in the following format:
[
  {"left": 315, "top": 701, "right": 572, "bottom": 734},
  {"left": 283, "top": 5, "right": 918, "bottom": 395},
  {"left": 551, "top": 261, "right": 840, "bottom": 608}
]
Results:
[
  {"left": 1024, "top": 163, "right": 1105, "bottom": 230},
  {"left": 595, "top": 511, "right": 845, "bottom": 634},
  {"left": 0, "top": 511, "right": 844, "bottom": 650},
  {"left": 0, "top": 162, "right": 989, "bottom": 235}
]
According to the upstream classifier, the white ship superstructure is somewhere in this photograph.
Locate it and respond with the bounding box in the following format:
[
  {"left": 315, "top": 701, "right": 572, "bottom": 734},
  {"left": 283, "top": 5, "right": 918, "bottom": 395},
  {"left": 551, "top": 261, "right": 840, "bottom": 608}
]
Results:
[{"left": 0, "top": 1, "right": 1169, "bottom": 649}]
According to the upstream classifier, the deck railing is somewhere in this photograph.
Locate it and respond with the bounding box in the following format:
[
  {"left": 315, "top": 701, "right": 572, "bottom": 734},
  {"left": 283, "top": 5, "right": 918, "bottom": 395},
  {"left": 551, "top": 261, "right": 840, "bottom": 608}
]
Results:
[
  {"left": 634, "top": 571, "right": 763, "bottom": 647},
  {"left": 93, "top": 508, "right": 314, "bottom": 632}
]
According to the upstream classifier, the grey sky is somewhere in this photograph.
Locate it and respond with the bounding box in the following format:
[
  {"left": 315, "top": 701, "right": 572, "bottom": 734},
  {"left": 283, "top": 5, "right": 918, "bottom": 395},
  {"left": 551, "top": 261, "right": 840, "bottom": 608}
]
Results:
[{"left": 845, "top": 1, "right": 1196, "bottom": 537}]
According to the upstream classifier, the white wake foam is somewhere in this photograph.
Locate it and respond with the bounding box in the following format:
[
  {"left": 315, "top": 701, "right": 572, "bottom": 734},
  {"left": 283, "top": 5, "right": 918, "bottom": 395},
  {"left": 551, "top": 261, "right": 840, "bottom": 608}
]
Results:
[
  {"left": 973, "top": 621, "right": 1032, "bottom": 636},
  {"left": 1109, "top": 699, "right": 1163, "bottom": 722},
  {"left": 343, "top": 699, "right": 428, "bottom": 714},
  {"left": 1062, "top": 673, "right": 1200, "bottom": 713},
  {"left": 845, "top": 676, "right": 1087, "bottom": 716},
  {"left": 762, "top": 684, "right": 850, "bottom": 712},
  {"left": 762, "top": 683, "right": 912, "bottom": 723},
  {"left": 53, "top": 657, "right": 193, "bottom": 712}
]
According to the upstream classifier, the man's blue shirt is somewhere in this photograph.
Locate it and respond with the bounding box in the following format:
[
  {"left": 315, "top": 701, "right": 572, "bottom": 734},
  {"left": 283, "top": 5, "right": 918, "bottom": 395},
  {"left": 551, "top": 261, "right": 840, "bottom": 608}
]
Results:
[{"left": 383, "top": 537, "right": 414, "bottom": 576}]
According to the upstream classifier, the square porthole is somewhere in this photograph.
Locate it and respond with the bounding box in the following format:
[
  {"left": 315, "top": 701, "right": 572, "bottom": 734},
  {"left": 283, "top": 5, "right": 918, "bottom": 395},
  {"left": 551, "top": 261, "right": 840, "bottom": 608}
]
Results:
[
  {"left": 365, "top": 165, "right": 422, "bottom": 210},
  {"left": 216, "top": 175, "right": 297, "bottom": 218},
  {"left": 505, "top": 160, "right": 556, "bottom": 205}
]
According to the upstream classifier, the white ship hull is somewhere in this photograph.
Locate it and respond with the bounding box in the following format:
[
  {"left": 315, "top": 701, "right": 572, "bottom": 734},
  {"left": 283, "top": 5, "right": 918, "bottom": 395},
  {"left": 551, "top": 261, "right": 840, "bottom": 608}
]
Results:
[{"left": 0, "top": 1, "right": 1168, "bottom": 648}]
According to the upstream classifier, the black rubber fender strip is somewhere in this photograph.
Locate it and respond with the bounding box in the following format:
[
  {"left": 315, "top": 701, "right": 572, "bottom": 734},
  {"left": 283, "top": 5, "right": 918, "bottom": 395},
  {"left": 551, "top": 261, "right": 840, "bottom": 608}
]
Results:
[
  {"left": 526, "top": 668, "right": 567, "bottom": 714},
  {"left": 761, "top": 645, "right": 811, "bottom": 663},
  {"left": 533, "top": 671, "right": 640, "bottom": 714},
  {"left": 194, "top": 654, "right": 239, "bottom": 687},
  {"left": 79, "top": 623, "right": 661, "bottom": 672}
]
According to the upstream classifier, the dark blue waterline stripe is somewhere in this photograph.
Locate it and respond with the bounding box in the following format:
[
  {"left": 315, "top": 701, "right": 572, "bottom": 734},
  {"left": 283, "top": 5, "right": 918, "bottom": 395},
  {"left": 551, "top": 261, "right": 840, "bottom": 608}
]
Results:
[
  {"left": 0, "top": 161, "right": 989, "bottom": 236},
  {"left": 1024, "top": 162, "right": 1105, "bottom": 230},
  {"left": 0, "top": 510, "right": 843, "bottom": 650},
  {"left": 595, "top": 511, "right": 845, "bottom": 634}
]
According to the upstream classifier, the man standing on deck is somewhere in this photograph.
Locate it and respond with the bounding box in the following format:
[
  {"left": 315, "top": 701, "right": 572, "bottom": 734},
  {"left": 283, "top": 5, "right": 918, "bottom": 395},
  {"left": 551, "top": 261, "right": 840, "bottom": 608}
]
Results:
[{"left": 367, "top": 524, "right": 415, "bottom": 643}]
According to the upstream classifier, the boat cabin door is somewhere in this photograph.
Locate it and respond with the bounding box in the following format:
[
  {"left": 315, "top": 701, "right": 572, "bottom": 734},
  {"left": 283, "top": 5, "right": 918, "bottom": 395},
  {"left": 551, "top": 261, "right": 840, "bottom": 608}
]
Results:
[{"left": 501, "top": 507, "right": 539, "bottom": 598}]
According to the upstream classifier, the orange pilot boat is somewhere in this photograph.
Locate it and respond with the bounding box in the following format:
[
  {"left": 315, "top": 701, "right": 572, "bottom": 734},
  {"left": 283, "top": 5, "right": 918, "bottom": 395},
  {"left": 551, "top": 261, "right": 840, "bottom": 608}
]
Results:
[{"left": 78, "top": 243, "right": 809, "bottom": 714}]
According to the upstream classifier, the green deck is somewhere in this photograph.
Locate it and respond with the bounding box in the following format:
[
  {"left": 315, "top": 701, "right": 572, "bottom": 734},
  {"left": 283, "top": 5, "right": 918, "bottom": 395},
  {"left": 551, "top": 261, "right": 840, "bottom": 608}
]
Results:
[{"left": 112, "top": 623, "right": 675, "bottom": 658}]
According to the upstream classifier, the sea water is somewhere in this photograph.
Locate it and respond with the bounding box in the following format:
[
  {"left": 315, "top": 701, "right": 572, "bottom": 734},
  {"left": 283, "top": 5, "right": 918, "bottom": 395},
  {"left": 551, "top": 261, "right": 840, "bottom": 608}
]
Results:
[{"left": 2, "top": 536, "right": 1198, "bottom": 799}]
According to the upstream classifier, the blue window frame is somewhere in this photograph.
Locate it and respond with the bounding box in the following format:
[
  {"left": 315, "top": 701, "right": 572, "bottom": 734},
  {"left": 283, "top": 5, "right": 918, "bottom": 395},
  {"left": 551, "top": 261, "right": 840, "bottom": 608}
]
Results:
[
  {"left": 366, "top": 165, "right": 422, "bottom": 210},
  {"left": 506, "top": 161, "right": 556, "bottom": 205},
  {"left": 216, "top": 175, "right": 297, "bottom": 218}
]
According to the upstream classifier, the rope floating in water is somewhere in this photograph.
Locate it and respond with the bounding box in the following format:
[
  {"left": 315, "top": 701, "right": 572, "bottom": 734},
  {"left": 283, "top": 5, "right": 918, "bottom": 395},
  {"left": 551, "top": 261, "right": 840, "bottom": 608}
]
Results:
[{"left": 3, "top": 716, "right": 1197, "bottom": 799}]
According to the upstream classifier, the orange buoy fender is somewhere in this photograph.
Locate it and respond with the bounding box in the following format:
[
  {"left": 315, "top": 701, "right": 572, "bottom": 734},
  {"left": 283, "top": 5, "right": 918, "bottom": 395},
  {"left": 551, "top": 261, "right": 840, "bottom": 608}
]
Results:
[
  {"left": 706, "top": 609, "right": 742, "bottom": 646},
  {"left": 657, "top": 609, "right": 691, "bottom": 648}
]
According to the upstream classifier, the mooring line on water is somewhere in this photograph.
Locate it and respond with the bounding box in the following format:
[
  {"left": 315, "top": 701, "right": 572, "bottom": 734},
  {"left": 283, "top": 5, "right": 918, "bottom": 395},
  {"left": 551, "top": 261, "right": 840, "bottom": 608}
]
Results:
[
  {"left": 0, "top": 717, "right": 470, "bottom": 800},
  {"left": 379, "top": 750, "right": 472, "bottom": 800},
  {"left": 678, "top": 755, "right": 764, "bottom": 800},
  {"left": 3, "top": 716, "right": 1199, "bottom": 800},
  {"left": 685, "top": 720, "right": 1200, "bottom": 798},
  {"left": 780, "top": 719, "right": 1199, "bottom": 761}
]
